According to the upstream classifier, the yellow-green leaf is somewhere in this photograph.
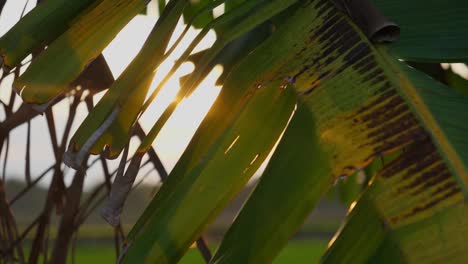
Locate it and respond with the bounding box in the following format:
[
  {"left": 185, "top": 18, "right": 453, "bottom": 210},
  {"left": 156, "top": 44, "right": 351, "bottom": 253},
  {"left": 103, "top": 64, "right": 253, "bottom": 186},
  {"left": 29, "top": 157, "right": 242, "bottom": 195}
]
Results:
[
  {"left": 122, "top": 80, "right": 296, "bottom": 263},
  {"left": 14, "top": 0, "right": 147, "bottom": 104},
  {"left": 0, "top": 0, "right": 101, "bottom": 69}
]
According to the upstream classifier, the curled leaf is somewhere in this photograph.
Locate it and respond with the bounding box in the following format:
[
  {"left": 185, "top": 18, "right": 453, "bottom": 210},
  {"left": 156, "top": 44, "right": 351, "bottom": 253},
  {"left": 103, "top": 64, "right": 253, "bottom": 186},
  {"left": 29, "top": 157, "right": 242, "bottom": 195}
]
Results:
[
  {"left": 332, "top": 0, "right": 400, "bottom": 42},
  {"left": 101, "top": 151, "right": 143, "bottom": 227},
  {"left": 64, "top": 107, "right": 120, "bottom": 170}
]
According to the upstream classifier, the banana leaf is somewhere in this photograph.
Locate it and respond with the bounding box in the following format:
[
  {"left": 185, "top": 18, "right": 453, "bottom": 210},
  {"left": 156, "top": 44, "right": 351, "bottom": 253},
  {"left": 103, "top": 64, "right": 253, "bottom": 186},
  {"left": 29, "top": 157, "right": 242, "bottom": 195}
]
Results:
[
  {"left": 141, "top": 0, "right": 299, "bottom": 113},
  {"left": 183, "top": 0, "right": 214, "bottom": 29},
  {"left": 65, "top": 0, "right": 186, "bottom": 168},
  {"left": 0, "top": 0, "right": 100, "bottom": 69},
  {"left": 211, "top": 104, "right": 333, "bottom": 264},
  {"left": 210, "top": 1, "right": 467, "bottom": 262},
  {"left": 121, "top": 79, "right": 297, "bottom": 263},
  {"left": 14, "top": 0, "right": 147, "bottom": 105},
  {"left": 323, "top": 141, "right": 467, "bottom": 263},
  {"left": 126, "top": 0, "right": 302, "bottom": 236}
]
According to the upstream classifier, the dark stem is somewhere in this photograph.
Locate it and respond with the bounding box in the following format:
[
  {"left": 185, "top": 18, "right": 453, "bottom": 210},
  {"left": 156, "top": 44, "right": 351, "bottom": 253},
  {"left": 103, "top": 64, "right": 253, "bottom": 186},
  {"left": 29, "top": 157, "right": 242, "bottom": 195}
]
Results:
[
  {"left": 49, "top": 167, "right": 88, "bottom": 264},
  {"left": 25, "top": 121, "right": 32, "bottom": 184},
  {"left": 9, "top": 164, "right": 54, "bottom": 206}
]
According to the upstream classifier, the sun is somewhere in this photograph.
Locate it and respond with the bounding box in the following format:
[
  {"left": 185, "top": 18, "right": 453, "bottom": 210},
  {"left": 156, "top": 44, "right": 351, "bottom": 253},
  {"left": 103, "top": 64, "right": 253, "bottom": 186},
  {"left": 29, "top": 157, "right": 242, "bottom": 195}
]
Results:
[{"left": 102, "top": 12, "right": 222, "bottom": 177}]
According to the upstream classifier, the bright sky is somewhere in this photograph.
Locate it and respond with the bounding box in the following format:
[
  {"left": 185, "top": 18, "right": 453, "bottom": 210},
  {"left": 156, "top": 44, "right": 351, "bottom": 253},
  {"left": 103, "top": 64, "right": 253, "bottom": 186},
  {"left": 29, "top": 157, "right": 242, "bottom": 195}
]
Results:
[{"left": 0, "top": 0, "right": 226, "bottom": 188}]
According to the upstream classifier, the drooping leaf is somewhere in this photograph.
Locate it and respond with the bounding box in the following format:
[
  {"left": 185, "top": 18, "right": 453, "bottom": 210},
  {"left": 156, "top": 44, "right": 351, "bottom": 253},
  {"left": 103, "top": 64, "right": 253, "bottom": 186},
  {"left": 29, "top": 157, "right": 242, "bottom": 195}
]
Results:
[
  {"left": 0, "top": 0, "right": 100, "bottom": 69},
  {"left": 123, "top": 0, "right": 300, "bottom": 177},
  {"left": 323, "top": 141, "right": 467, "bottom": 263},
  {"left": 212, "top": 104, "right": 333, "bottom": 263},
  {"left": 122, "top": 80, "right": 296, "bottom": 263},
  {"left": 183, "top": 20, "right": 273, "bottom": 87},
  {"left": 179, "top": 0, "right": 300, "bottom": 96},
  {"left": 137, "top": 1, "right": 274, "bottom": 115},
  {"left": 221, "top": 0, "right": 468, "bottom": 181},
  {"left": 204, "top": 0, "right": 468, "bottom": 262},
  {"left": 127, "top": 0, "right": 303, "bottom": 233},
  {"left": 65, "top": 0, "right": 186, "bottom": 167},
  {"left": 14, "top": 0, "right": 147, "bottom": 105},
  {"left": 183, "top": 0, "right": 214, "bottom": 29},
  {"left": 396, "top": 62, "right": 468, "bottom": 185},
  {"left": 158, "top": 0, "right": 166, "bottom": 14}
]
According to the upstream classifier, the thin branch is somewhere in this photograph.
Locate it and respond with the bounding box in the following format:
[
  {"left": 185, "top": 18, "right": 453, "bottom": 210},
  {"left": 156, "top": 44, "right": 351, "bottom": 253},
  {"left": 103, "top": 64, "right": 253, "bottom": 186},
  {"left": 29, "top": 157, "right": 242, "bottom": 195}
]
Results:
[
  {"left": 28, "top": 165, "right": 64, "bottom": 263},
  {"left": 45, "top": 109, "right": 60, "bottom": 160},
  {"left": 6, "top": 75, "right": 17, "bottom": 114},
  {"left": 2, "top": 136, "right": 9, "bottom": 182},
  {"left": 59, "top": 93, "right": 81, "bottom": 152},
  {"left": 0, "top": 104, "right": 40, "bottom": 132},
  {"left": 43, "top": 222, "right": 50, "bottom": 264},
  {"left": 70, "top": 232, "right": 78, "bottom": 264},
  {"left": 100, "top": 156, "right": 113, "bottom": 191},
  {"left": 134, "top": 123, "right": 168, "bottom": 180},
  {"left": 25, "top": 121, "right": 32, "bottom": 184},
  {"left": 20, "top": 0, "right": 30, "bottom": 18},
  {"left": 5, "top": 215, "right": 41, "bottom": 251},
  {"left": 0, "top": 181, "right": 24, "bottom": 263},
  {"left": 196, "top": 239, "right": 213, "bottom": 263},
  {"left": 50, "top": 166, "right": 88, "bottom": 264},
  {"left": 9, "top": 164, "right": 54, "bottom": 206}
]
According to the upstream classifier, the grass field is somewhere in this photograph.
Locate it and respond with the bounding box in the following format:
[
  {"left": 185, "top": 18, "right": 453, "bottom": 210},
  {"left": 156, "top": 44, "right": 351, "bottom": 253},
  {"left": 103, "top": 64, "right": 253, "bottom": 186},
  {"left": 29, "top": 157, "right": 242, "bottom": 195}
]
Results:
[{"left": 71, "top": 240, "right": 327, "bottom": 263}]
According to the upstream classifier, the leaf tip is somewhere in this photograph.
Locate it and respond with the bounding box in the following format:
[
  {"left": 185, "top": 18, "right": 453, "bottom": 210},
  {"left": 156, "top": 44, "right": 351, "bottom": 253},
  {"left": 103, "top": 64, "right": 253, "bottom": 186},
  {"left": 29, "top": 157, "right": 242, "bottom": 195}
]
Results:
[
  {"left": 100, "top": 205, "right": 121, "bottom": 227},
  {"left": 63, "top": 148, "right": 85, "bottom": 170}
]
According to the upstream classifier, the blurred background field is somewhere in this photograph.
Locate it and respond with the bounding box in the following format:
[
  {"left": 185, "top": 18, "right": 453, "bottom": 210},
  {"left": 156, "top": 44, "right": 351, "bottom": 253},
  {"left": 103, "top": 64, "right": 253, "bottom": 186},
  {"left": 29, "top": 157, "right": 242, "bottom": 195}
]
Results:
[
  {"left": 66, "top": 240, "right": 328, "bottom": 263},
  {"left": 7, "top": 179, "right": 346, "bottom": 263}
]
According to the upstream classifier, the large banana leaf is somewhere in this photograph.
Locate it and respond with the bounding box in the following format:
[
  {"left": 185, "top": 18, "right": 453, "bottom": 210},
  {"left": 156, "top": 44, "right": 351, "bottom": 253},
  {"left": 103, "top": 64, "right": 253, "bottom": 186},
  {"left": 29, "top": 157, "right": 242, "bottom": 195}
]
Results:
[
  {"left": 142, "top": 0, "right": 299, "bottom": 109},
  {"left": 122, "top": 80, "right": 296, "bottom": 263},
  {"left": 123, "top": 0, "right": 301, "bottom": 241},
  {"left": 208, "top": 0, "right": 468, "bottom": 263},
  {"left": 212, "top": 104, "right": 333, "bottom": 264},
  {"left": 323, "top": 141, "right": 467, "bottom": 263},
  {"left": 119, "top": 0, "right": 467, "bottom": 262},
  {"left": 160, "top": 0, "right": 249, "bottom": 29},
  {"left": 65, "top": 0, "right": 186, "bottom": 168}
]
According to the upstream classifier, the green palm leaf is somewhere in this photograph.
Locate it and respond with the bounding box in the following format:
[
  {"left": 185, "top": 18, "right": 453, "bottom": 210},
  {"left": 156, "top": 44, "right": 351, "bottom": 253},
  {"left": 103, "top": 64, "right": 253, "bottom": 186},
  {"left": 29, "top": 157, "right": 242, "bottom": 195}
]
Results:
[
  {"left": 0, "top": 0, "right": 100, "bottom": 69},
  {"left": 209, "top": 1, "right": 468, "bottom": 262},
  {"left": 14, "top": 0, "right": 147, "bottom": 105},
  {"left": 65, "top": 0, "right": 186, "bottom": 168},
  {"left": 122, "top": 79, "right": 296, "bottom": 263},
  {"left": 212, "top": 104, "right": 333, "bottom": 264}
]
